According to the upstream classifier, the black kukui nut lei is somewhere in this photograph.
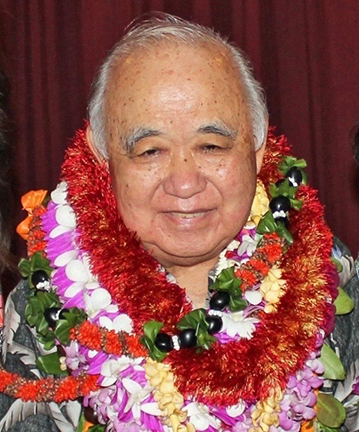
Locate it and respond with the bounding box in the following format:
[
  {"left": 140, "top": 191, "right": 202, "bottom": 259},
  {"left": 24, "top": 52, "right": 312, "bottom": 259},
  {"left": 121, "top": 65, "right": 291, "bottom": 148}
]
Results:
[
  {"left": 269, "top": 196, "right": 291, "bottom": 216},
  {"left": 178, "top": 328, "right": 197, "bottom": 348},
  {"left": 286, "top": 166, "right": 303, "bottom": 187},
  {"left": 209, "top": 291, "right": 230, "bottom": 311},
  {"left": 154, "top": 333, "right": 174, "bottom": 352},
  {"left": 44, "top": 307, "right": 69, "bottom": 328},
  {"left": 31, "top": 269, "right": 49, "bottom": 288},
  {"left": 206, "top": 315, "right": 223, "bottom": 335}
]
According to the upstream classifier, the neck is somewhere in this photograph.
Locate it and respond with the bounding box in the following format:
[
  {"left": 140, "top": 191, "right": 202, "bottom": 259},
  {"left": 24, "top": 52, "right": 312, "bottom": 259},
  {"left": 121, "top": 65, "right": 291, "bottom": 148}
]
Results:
[{"left": 166, "top": 256, "right": 218, "bottom": 308}]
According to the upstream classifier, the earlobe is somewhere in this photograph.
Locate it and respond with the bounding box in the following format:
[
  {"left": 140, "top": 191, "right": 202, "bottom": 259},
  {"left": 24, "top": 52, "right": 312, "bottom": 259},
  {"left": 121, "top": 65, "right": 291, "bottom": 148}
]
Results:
[{"left": 86, "top": 125, "right": 104, "bottom": 163}]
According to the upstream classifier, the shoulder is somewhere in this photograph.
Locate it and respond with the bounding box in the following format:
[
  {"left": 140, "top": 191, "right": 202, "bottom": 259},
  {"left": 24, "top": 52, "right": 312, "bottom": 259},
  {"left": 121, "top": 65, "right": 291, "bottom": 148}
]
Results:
[
  {"left": 0, "top": 280, "right": 81, "bottom": 431},
  {"left": 331, "top": 237, "right": 359, "bottom": 431}
]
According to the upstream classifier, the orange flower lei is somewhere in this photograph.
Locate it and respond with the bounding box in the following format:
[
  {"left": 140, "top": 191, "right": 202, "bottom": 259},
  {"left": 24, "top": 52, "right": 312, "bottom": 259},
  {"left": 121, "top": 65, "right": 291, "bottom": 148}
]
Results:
[{"left": 0, "top": 128, "right": 335, "bottom": 420}]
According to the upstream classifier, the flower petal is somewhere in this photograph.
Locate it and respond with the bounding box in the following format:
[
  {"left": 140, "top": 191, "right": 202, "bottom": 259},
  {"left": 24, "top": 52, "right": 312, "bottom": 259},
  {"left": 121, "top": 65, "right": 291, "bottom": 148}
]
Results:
[
  {"left": 49, "top": 225, "right": 72, "bottom": 239},
  {"left": 122, "top": 378, "right": 143, "bottom": 395},
  {"left": 245, "top": 290, "right": 262, "bottom": 305},
  {"left": 55, "top": 205, "right": 76, "bottom": 228},
  {"left": 66, "top": 259, "right": 89, "bottom": 283},
  {"left": 54, "top": 250, "right": 78, "bottom": 267},
  {"left": 141, "top": 402, "right": 162, "bottom": 416},
  {"left": 51, "top": 182, "right": 67, "bottom": 204}
]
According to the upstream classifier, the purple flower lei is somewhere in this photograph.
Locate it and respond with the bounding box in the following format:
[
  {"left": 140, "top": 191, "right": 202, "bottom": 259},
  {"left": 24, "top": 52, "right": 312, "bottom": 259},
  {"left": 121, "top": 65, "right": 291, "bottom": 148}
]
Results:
[{"left": 39, "top": 181, "right": 326, "bottom": 431}]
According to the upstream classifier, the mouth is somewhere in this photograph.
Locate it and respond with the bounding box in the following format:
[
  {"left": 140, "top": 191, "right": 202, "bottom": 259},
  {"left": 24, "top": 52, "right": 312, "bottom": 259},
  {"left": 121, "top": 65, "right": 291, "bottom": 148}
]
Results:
[{"left": 170, "top": 211, "right": 207, "bottom": 219}]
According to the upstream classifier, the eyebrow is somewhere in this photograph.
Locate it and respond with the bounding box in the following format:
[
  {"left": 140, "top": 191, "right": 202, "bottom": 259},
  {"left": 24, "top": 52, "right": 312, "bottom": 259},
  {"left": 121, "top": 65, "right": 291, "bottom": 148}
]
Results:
[
  {"left": 197, "top": 121, "right": 238, "bottom": 140},
  {"left": 124, "top": 127, "right": 162, "bottom": 153}
]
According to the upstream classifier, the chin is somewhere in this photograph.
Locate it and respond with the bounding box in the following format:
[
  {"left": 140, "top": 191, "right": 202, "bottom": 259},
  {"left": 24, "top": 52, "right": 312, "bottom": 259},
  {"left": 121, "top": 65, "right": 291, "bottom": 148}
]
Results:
[{"left": 146, "top": 240, "right": 226, "bottom": 268}]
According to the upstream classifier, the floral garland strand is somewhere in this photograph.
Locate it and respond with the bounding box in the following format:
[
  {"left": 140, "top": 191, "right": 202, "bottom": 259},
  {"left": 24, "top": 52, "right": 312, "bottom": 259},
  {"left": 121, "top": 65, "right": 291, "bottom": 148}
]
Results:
[
  {"left": 1, "top": 127, "right": 342, "bottom": 432},
  {"left": 0, "top": 368, "right": 99, "bottom": 403}
]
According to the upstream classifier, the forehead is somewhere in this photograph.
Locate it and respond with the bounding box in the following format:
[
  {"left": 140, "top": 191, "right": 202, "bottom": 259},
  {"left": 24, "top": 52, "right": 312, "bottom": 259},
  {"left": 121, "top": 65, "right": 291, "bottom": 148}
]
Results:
[{"left": 104, "top": 42, "right": 249, "bottom": 137}]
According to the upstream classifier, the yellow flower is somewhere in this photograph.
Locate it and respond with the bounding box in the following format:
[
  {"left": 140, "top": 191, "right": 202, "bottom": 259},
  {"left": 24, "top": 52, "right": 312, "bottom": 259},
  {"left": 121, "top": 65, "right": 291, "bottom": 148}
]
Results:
[
  {"left": 250, "top": 394, "right": 282, "bottom": 432},
  {"left": 144, "top": 358, "right": 194, "bottom": 431},
  {"left": 247, "top": 180, "right": 269, "bottom": 227},
  {"left": 260, "top": 266, "right": 286, "bottom": 313}
]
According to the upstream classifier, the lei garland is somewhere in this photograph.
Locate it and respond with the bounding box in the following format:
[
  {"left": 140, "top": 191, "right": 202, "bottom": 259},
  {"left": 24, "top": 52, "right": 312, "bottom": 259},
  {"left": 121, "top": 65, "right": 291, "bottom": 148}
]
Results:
[{"left": 0, "top": 127, "right": 347, "bottom": 431}]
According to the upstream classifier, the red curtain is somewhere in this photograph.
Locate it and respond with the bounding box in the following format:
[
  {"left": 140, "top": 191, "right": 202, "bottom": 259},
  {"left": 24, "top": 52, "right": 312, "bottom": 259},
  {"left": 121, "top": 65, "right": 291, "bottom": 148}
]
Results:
[{"left": 1, "top": 0, "right": 359, "bottom": 264}]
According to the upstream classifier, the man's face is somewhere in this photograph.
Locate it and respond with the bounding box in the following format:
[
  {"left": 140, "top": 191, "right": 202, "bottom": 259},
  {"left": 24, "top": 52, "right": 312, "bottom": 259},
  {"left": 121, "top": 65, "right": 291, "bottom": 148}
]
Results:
[{"left": 103, "top": 43, "right": 263, "bottom": 269}]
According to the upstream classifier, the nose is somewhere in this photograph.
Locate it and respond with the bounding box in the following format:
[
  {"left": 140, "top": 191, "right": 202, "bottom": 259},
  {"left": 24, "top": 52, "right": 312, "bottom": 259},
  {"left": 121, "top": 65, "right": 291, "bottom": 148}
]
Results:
[{"left": 162, "top": 152, "right": 207, "bottom": 199}]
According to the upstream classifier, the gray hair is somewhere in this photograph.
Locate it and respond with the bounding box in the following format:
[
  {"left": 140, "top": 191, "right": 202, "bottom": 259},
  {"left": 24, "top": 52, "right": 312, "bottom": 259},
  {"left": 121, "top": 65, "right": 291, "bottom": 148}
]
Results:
[{"left": 88, "top": 13, "right": 268, "bottom": 158}]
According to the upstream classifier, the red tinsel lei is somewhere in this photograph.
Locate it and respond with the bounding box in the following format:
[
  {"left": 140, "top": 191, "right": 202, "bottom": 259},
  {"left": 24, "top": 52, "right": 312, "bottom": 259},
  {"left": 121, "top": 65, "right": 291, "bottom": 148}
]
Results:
[{"left": 61, "top": 127, "right": 335, "bottom": 407}]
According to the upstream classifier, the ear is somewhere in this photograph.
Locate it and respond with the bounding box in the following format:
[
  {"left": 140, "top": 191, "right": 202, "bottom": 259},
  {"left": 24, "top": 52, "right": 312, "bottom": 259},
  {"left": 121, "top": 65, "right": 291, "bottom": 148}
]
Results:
[
  {"left": 255, "top": 140, "right": 266, "bottom": 174},
  {"left": 254, "top": 123, "right": 268, "bottom": 174},
  {"left": 86, "top": 125, "right": 105, "bottom": 163}
]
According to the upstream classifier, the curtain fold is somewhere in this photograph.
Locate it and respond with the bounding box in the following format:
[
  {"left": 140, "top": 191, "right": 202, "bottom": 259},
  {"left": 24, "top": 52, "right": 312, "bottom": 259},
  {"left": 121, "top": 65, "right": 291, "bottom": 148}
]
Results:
[{"left": 1, "top": 0, "right": 358, "bottom": 260}]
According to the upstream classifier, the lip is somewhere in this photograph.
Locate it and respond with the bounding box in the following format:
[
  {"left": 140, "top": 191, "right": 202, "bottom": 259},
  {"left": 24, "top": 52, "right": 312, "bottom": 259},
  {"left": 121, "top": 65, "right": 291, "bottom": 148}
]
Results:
[
  {"left": 163, "top": 208, "right": 215, "bottom": 223},
  {"left": 170, "top": 211, "right": 207, "bottom": 219}
]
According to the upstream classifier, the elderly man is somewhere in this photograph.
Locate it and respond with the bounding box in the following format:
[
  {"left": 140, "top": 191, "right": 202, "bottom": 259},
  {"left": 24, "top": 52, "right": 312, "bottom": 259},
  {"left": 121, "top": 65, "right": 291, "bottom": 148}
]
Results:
[{"left": 0, "top": 14, "right": 358, "bottom": 432}]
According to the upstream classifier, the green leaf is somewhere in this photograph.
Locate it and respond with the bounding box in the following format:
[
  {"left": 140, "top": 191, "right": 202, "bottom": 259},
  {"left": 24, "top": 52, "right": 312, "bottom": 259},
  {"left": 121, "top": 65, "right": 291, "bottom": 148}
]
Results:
[
  {"left": 24, "top": 252, "right": 53, "bottom": 288},
  {"left": 43, "top": 339, "right": 56, "bottom": 351},
  {"left": 317, "top": 394, "right": 346, "bottom": 428},
  {"left": 275, "top": 179, "right": 297, "bottom": 199},
  {"left": 196, "top": 331, "right": 216, "bottom": 351},
  {"left": 36, "top": 291, "right": 60, "bottom": 309},
  {"left": 269, "top": 183, "right": 279, "bottom": 198},
  {"left": 37, "top": 316, "right": 50, "bottom": 335},
  {"left": 210, "top": 267, "right": 241, "bottom": 292},
  {"left": 289, "top": 198, "right": 303, "bottom": 211},
  {"left": 229, "top": 296, "right": 247, "bottom": 312},
  {"left": 140, "top": 321, "right": 167, "bottom": 362},
  {"left": 18, "top": 258, "right": 31, "bottom": 278},
  {"left": 320, "top": 344, "right": 346, "bottom": 380},
  {"left": 88, "top": 425, "right": 106, "bottom": 432},
  {"left": 28, "top": 296, "right": 45, "bottom": 312},
  {"left": 36, "top": 352, "right": 68, "bottom": 375},
  {"left": 257, "top": 211, "right": 276, "bottom": 234},
  {"left": 140, "top": 335, "right": 167, "bottom": 362},
  {"left": 61, "top": 308, "right": 87, "bottom": 327},
  {"left": 54, "top": 319, "right": 72, "bottom": 345},
  {"left": 143, "top": 321, "right": 164, "bottom": 341},
  {"left": 76, "top": 412, "right": 86, "bottom": 432},
  {"left": 334, "top": 287, "right": 354, "bottom": 315},
  {"left": 177, "top": 309, "right": 207, "bottom": 330},
  {"left": 280, "top": 156, "right": 307, "bottom": 174},
  {"left": 275, "top": 224, "right": 293, "bottom": 244}
]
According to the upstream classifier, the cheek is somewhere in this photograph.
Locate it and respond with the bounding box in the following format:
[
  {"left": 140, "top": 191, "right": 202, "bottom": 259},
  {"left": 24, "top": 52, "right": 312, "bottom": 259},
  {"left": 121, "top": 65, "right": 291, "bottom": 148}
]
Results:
[
  {"left": 110, "top": 161, "right": 162, "bottom": 216},
  {"left": 215, "top": 152, "right": 257, "bottom": 193}
]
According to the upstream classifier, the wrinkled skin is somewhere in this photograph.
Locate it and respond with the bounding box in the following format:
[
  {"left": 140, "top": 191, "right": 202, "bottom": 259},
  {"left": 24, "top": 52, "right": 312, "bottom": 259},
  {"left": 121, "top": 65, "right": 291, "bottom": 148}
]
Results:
[{"left": 88, "top": 42, "right": 266, "bottom": 303}]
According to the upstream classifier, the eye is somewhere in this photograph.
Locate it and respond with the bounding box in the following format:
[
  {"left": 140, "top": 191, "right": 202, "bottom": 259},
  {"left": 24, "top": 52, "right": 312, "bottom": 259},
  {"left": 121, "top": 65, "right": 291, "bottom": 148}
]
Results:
[
  {"left": 201, "top": 144, "right": 222, "bottom": 153},
  {"left": 138, "top": 148, "right": 160, "bottom": 157}
]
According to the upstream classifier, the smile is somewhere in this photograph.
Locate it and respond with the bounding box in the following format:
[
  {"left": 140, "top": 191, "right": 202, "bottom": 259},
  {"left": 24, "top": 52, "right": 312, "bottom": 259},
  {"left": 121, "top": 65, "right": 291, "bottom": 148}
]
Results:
[{"left": 170, "top": 212, "right": 207, "bottom": 219}]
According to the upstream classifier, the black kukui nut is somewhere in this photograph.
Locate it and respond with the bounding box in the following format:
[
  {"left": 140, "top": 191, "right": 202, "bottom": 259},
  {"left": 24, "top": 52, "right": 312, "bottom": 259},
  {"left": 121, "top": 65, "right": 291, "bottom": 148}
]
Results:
[
  {"left": 59, "top": 308, "right": 70, "bottom": 319},
  {"left": 275, "top": 217, "right": 289, "bottom": 228},
  {"left": 209, "top": 291, "right": 230, "bottom": 311},
  {"left": 206, "top": 315, "right": 223, "bottom": 335},
  {"left": 286, "top": 166, "right": 303, "bottom": 187},
  {"left": 269, "top": 196, "right": 291, "bottom": 214},
  {"left": 154, "top": 333, "right": 174, "bottom": 352},
  {"left": 84, "top": 406, "right": 99, "bottom": 425},
  {"left": 44, "top": 307, "right": 61, "bottom": 328},
  {"left": 31, "top": 270, "right": 49, "bottom": 288},
  {"left": 178, "top": 329, "right": 197, "bottom": 349}
]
